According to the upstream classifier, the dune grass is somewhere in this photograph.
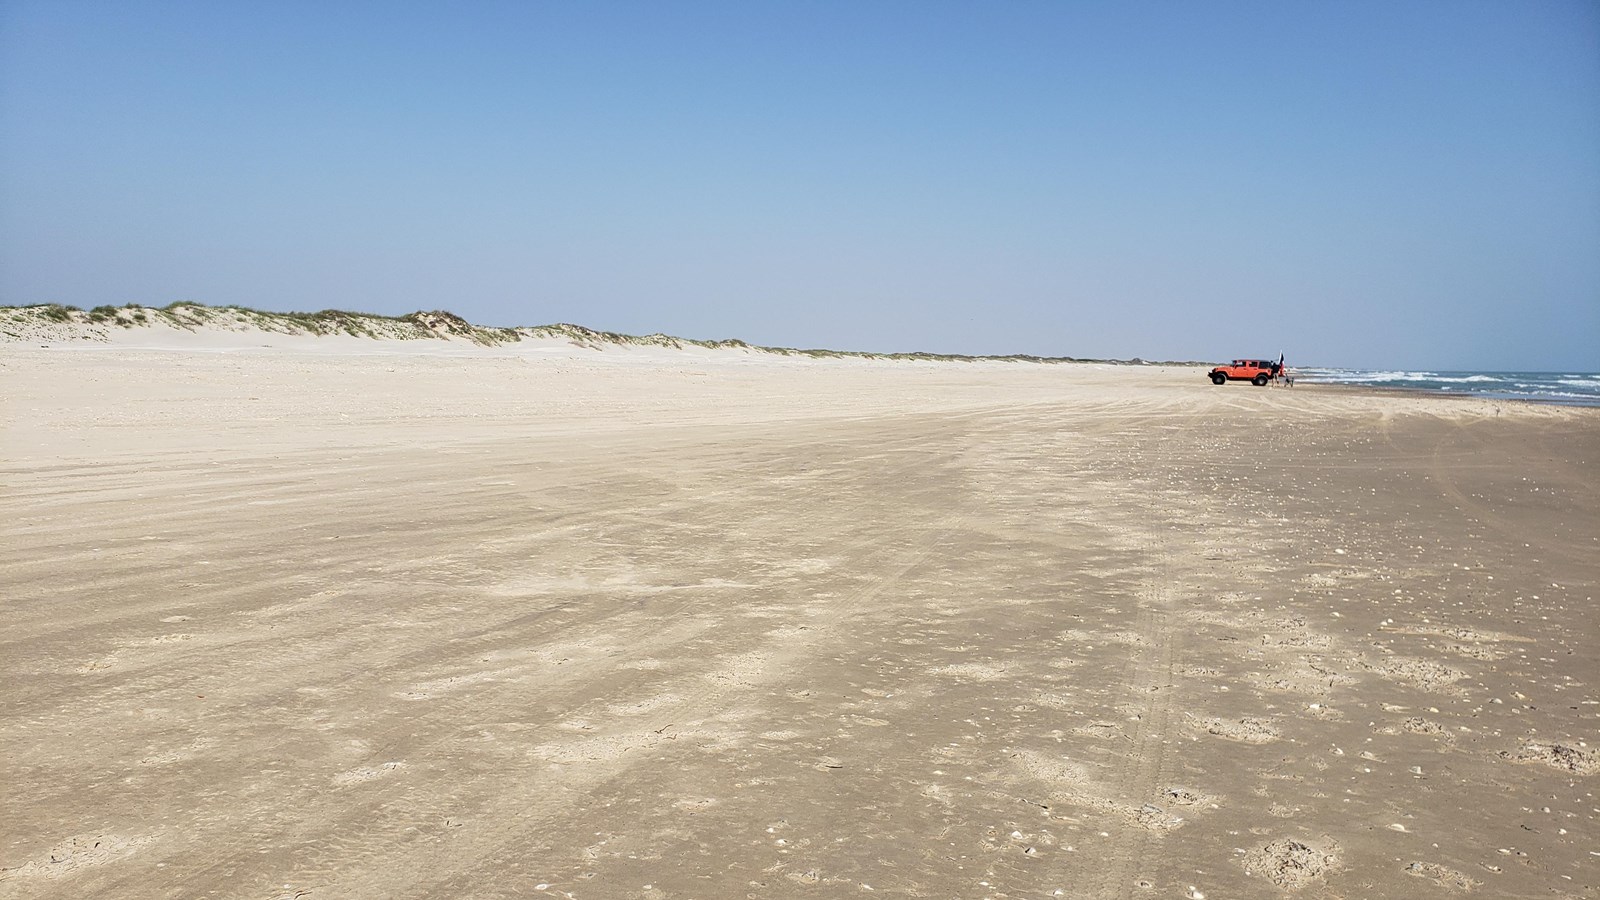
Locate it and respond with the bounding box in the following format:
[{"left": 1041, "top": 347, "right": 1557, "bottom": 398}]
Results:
[{"left": 1, "top": 301, "right": 1188, "bottom": 363}]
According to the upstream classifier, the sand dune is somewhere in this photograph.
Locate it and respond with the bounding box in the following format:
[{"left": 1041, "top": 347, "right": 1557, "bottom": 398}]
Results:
[{"left": 2, "top": 320, "right": 1595, "bottom": 899}]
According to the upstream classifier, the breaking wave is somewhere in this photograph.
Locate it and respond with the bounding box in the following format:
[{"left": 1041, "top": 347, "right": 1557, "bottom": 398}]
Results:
[{"left": 1296, "top": 368, "right": 1600, "bottom": 407}]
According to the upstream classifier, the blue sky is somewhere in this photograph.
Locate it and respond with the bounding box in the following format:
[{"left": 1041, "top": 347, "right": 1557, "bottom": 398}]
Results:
[{"left": 2, "top": 1, "right": 1597, "bottom": 369}]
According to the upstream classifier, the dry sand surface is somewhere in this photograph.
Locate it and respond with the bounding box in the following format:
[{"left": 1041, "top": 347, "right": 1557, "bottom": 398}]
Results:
[{"left": 2, "top": 336, "right": 1597, "bottom": 899}]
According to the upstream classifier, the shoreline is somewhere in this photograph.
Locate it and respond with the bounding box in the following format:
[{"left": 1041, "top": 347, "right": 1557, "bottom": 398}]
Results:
[
  {"left": 1296, "top": 369, "right": 1600, "bottom": 409},
  {"left": 1301, "top": 379, "right": 1600, "bottom": 409}
]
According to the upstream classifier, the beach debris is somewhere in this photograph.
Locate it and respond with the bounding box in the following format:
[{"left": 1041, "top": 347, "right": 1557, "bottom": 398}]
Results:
[
  {"left": 1405, "top": 861, "right": 1481, "bottom": 891},
  {"left": 1400, "top": 716, "right": 1449, "bottom": 738},
  {"left": 1243, "top": 838, "right": 1341, "bottom": 889},
  {"left": 1160, "top": 787, "right": 1209, "bottom": 806},
  {"left": 1497, "top": 741, "right": 1597, "bottom": 775},
  {"left": 1199, "top": 716, "right": 1280, "bottom": 743},
  {"left": 1134, "top": 803, "right": 1185, "bottom": 830},
  {"left": 1359, "top": 656, "right": 1467, "bottom": 693}
]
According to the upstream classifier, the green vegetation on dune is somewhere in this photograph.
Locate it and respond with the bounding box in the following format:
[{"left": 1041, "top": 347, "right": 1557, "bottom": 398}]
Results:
[
  {"left": 35, "top": 303, "right": 78, "bottom": 323},
  {"left": 0, "top": 301, "right": 1182, "bottom": 364}
]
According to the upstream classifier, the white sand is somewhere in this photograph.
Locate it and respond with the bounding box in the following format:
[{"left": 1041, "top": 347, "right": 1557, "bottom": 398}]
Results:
[{"left": 2, "top": 321, "right": 1595, "bottom": 899}]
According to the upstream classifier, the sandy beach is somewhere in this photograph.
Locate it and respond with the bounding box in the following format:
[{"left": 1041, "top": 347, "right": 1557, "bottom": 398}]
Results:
[{"left": 2, "top": 331, "right": 1596, "bottom": 899}]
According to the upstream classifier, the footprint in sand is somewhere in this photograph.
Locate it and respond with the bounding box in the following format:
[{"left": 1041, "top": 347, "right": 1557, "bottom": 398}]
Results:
[
  {"left": 1404, "top": 861, "right": 1481, "bottom": 892},
  {"left": 1159, "top": 787, "right": 1214, "bottom": 808},
  {"left": 1497, "top": 741, "right": 1596, "bottom": 775},
  {"left": 1375, "top": 716, "right": 1456, "bottom": 743},
  {"left": 1359, "top": 656, "right": 1467, "bottom": 695},
  {"left": 1242, "top": 837, "right": 1341, "bottom": 890},
  {"left": 1197, "top": 716, "right": 1281, "bottom": 744}
]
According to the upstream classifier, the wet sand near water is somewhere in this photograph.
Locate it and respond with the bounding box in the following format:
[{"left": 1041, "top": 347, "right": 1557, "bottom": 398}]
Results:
[{"left": 2, "top": 347, "right": 1596, "bottom": 899}]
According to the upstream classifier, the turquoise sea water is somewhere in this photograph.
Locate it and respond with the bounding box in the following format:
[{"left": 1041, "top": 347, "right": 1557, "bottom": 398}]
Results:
[{"left": 1295, "top": 369, "right": 1600, "bottom": 408}]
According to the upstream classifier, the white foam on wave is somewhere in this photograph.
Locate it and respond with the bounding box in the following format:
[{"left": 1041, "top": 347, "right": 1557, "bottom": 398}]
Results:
[{"left": 1297, "top": 367, "right": 1600, "bottom": 407}]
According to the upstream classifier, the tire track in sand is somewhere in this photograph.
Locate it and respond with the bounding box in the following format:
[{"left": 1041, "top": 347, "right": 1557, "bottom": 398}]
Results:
[
  {"left": 1091, "top": 477, "right": 1186, "bottom": 900},
  {"left": 264, "top": 422, "right": 975, "bottom": 898}
]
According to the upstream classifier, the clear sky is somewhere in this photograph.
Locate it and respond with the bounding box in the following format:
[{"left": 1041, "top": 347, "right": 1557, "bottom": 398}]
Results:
[{"left": 3, "top": 1, "right": 1597, "bottom": 369}]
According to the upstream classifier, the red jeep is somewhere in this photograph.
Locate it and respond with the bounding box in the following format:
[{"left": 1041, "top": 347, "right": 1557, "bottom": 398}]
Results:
[{"left": 1209, "top": 359, "right": 1279, "bottom": 386}]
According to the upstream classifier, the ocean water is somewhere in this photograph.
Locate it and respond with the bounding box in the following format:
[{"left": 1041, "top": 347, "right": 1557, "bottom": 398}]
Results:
[{"left": 1294, "top": 368, "right": 1600, "bottom": 408}]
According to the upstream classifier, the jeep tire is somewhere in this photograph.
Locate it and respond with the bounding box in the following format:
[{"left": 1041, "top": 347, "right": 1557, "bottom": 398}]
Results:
[
  {"left": 1252, "top": 374, "right": 1270, "bottom": 386},
  {"left": 1211, "top": 373, "right": 1227, "bottom": 385}
]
